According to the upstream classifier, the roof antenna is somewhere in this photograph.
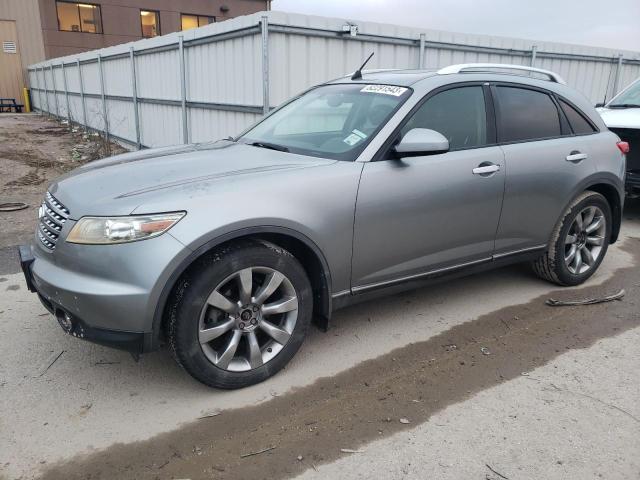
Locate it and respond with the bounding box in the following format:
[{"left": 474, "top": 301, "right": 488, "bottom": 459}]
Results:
[{"left": 351, "top": 52, "right": 374, "bottom": 80}]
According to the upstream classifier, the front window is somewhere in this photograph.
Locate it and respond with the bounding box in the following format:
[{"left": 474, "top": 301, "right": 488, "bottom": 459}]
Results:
[
  {"left": 140, "top": 10, "right": 160, "bottom": 38},
  {"left": 181, "top": 14, "right": 216, "bottom": 30},
  {"left": 239, "top": 84, "right": 411, "bottom": 161},
  {"left": 57, "top": 2, "right": 102, "bottom": 33},
  {"left": 609, "top": 80, "right": 640, "bottom": 108}
]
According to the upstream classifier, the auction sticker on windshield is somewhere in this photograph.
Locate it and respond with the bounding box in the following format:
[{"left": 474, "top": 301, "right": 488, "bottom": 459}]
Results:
[{"left": 360, "top": 85, "right": 408, "bottom": 96}]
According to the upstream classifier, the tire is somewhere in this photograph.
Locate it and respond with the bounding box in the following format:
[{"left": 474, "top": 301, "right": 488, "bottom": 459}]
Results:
[
  {"left": 532, "top": 191, "right": 612, "bottom": 286},
  {"left": 167, "top": 240, "right": 313, "bottom": 389}
]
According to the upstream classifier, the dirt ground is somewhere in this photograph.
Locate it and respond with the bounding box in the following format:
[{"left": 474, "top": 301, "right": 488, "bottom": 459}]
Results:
[
  {"left": 0, "top": 113, "right": 127, "bottom": 248},
  {"left": 0, "top": 114, "right": 639, "bottom": 480}
]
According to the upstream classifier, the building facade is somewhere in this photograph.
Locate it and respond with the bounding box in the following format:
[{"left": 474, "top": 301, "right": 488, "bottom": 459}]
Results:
[{"left": 0, "top": 0, "right": 270, "bottom": 102}]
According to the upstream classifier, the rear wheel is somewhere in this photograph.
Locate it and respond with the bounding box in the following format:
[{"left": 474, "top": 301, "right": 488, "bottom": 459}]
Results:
[
  {"left": 532, "top": 191, "right": 612, "bottom": 286},
  {"left": 168, "top": 241, "right": 312, "bottom": 389}
]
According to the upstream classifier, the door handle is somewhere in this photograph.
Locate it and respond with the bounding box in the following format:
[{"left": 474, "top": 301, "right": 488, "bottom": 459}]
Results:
[
  {"left": 472, "top": 164, "right": 500, "bottom": 175},
  {"left": 566, "top": 151, "right": 588, "bottom": 163}
]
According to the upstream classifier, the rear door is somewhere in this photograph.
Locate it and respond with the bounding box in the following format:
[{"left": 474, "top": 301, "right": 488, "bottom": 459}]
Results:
[
  {"left": 351, "top": 84, "right": 505, "bottom": 290},
  {"left": 493, "top": 84, "right": 598, "bottom": 255}
]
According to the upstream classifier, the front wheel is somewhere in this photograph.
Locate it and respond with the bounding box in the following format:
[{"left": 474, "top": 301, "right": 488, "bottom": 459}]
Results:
[
  {"left": 167, "top": 240, "right": 313, "bottom": 389},
  {"left": 532, "top": 191, "right": 612, "bottom": 286}
]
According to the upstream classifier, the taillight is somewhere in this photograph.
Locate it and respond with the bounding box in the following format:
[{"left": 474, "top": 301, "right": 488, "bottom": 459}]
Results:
[{"left": 617, "top": 141, "right": 630, "bottom": 154}]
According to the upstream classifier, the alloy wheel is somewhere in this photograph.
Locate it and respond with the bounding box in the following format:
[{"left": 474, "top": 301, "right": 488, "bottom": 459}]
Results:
[
  {"left": 564, "top": 206, "right": 606, "bottom": 275},
  {"left": 198, "top": 267, "right": 299, "bottom": 372}
]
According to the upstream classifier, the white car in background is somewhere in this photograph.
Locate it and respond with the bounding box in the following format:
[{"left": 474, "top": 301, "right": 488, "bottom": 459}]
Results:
[{"left": 597, "top": 78, "right": 639, "bottom": 196}]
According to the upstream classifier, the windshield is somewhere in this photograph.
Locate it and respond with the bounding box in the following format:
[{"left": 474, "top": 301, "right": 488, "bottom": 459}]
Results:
[
  {"left": 609, "top": 79, "right": 640, "bottom": 107},
  {"left": 239, "top": 84, "right": 411, "bottom": 161}
]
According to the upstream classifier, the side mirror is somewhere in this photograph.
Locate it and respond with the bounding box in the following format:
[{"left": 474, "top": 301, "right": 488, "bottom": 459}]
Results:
[
  {"left": 595, "top": 102, "right": 605, "bottom": 108},
  {"left": 394, "top": 128, "right": 449, "bottom": 157}
]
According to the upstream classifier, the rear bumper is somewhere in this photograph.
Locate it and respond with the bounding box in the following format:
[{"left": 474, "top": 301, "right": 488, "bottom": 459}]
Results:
[{"left": 19, "top": 244, "right": 149, "bottom": 353}]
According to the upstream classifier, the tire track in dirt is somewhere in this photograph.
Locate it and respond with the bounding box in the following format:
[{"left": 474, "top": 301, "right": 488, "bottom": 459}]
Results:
[{"left": 37, "top": 240, "right": 640, "bottom": 480}]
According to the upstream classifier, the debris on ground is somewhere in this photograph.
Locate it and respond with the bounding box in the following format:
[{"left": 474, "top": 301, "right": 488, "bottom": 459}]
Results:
[
  {"left": 34, "top": 350, "right": 64, "bottom": 377},
  {"left": 546, "top": 289, "right": 625, "bottom": 307},
  {"left": 485, "top": 463, "right": 509, "bottom": 479},
  {"left": 0, "top": 202, "right": 29, "bottom": 212},
  {"left": 480, "top": 347, "right": 491, "bottom": 355},
  {"left": 197, "top": 410, "right": 221, "bottom": 419},
  {"left": 399, "top": 418, "right": 411, "bottom": 424},
  {"left": 340, "top": 448, "right": 365, "bottom": 454},
  {"left": 240, "top": 446, "right": 276, "bottom": 458}
]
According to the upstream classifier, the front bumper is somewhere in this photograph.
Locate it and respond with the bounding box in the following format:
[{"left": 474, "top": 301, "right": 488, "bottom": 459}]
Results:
[
  {"left": 19, "top": 244, "right": 147, "bottom": 353},
  {"left": 627, "top": 170, "right": 640, "bottom": 195},
  {"left": 18, "top": 232, "right": 189, "bottom": 354}
]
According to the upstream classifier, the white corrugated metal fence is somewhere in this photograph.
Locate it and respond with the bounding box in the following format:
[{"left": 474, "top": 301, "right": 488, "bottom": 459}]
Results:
[{"left": 27, "top": 11, "right": 640, "bottom": 149}]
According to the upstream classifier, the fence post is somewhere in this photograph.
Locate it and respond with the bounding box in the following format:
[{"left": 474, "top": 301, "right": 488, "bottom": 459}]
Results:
[
  {"left": 530, "top": 45, "right": 537, "bottom": 67},
  {"left": 77, "top": 59, "right": 87, "bottom": 127},
  {"left": 178, "top": 36, "right": 188, "bottom": 144},
  {"left": 61, "top": 62, "right": 71, "bottom": 123},
  {"left": 41, "top": 67, "right": 50, "bottom": 115},
  {"left": 418, "top": 33, "right": 426, "bottom": 69},
  {"left": 34, "top": 68, "right": 42, "bottom": 112},
  {"left": 97, "top": 54, "right": 109, "bottom": 142},
  {"left": 261, "top": 15, "right": 270, "bottom": 116},
  {"left": 129, "top": 46, "right": 141, "bottom": 149},
  {"left": 612, "top": 53, "right": 624, "bottom": 97},
  {"left": 50, "top": 64, "right": 59, "bottom": 118}
]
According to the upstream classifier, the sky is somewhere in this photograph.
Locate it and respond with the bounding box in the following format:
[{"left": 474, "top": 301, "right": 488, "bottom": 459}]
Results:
[{"left": 272, "top": 0, "right": 640, "bottom": 52}]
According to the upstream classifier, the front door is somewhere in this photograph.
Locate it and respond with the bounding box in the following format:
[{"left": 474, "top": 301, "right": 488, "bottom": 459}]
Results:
[{"left": 352, "top": 85, "right": 505, "bottom": 290}]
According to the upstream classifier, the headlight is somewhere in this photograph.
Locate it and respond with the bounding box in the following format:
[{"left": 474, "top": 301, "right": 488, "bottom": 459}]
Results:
[{"left": 66, "top": 212, "right": 185, "bottom": 244}]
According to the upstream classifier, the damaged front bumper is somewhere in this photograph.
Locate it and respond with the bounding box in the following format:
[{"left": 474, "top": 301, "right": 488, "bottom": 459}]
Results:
[{"left": 18, "top": 244, "right": 148, "bottom": 353}]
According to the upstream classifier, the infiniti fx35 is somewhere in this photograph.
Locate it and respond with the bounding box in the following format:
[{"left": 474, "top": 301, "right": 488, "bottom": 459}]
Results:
[{"left": 20, "top": 64, "right": 627, "bottom": 388}]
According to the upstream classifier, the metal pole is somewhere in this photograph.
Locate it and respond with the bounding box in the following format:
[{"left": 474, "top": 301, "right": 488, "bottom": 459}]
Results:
[
  {"left": 97, "top": 54, "right": 109, "bottom": 142},
  {"left": 261, "top": 15, "right": 270, "bottom": 116},
  {"left": 130, "top": 47, "right": 141, "bottom": 149},
  {"left": 530, "top": 45, "right": 537, "bottom": 67},
  {"left": 34, "top": 68, "right": 42, "bottom": 112},
  {"left": 178, "top": 36, "right": 188, "bottom": 144},
  {"left": 418, "top": 33, "right": 426, "bottom": 69},
  {"left": 61, "top": 62, "right": 71, "bottom": 123},
  {"left": 41, "top": 67, "right": 50, "bottom": 115},
  {"left": 50, "top": 64, "right": 59, "bottom": 118},
  {"left": 77, "top": 59, "right": 87, "bottom": 127},
  {"left": 612, "top": 54, "right": 624, "bottom": 97}
]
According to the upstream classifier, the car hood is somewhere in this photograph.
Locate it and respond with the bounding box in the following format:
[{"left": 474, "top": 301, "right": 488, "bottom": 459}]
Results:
[
  {"left": 597, "top": 107, "right": 640, "bottom": 129},
  {"left": 49, "top": 141, "right": 334, "bottom": 218}
]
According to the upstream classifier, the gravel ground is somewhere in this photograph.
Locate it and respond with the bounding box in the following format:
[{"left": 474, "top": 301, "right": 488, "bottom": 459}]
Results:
[
  {"left": 0, "top": 113, "right": 126, "bottom": 249},
  {"left": 0, "top": 114, "right": 638, "bottom": 479}
]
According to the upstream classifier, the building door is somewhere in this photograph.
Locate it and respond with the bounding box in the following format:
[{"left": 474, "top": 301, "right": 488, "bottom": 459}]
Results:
[{"left": 0, "top": 20, "right": 24, "bottom": 103}]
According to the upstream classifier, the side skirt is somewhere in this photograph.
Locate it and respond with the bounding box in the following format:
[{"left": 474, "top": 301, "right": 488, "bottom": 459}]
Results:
[{"left": 332, "top": 247, "right": 545, "bottom": 311}]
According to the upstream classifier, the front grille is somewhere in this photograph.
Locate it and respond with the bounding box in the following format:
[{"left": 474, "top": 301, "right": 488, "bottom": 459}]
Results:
[{"left": 38, "top": 192, "right": 70, "bottom": 250}]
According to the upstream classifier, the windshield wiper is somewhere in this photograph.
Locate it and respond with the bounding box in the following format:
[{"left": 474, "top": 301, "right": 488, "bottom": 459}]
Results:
[
  {"left": 249, "top": 141, "right": 289, "bottom": 152},
  {"left": 608, "top": 103, "right": 640, "bottom": 109}
]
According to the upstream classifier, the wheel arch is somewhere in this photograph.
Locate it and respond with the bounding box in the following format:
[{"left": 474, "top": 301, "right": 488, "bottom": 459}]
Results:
[
  {"left": 148, "top": 226, "right": 333, "bottom": 351},
  {"left": 584, "top": 181, "right": 622, "bottom": 243}
]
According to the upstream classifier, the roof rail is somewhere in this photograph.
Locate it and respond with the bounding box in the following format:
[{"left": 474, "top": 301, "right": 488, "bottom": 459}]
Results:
[{"left": 437, "top": 63, "right": 567, "bottom": 84}]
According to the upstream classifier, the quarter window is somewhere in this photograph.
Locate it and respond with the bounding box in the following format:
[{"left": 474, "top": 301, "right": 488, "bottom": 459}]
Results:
[
  {"left": 496, "top": 86, "right": 561, "bottom": 142},
  {"left": 559, "top": 99, "right": 596, "bottom": 135},
  {"left": 181, "top": 14, "right": 216, "bottom": 30},
  {"left": 56, "top": 2, "right": 102, "bottom": 33},
  {"left": 140, "top": 10, "right": 160, "bottom": 38},
  {"left": 401, "top": 86, "right": 488, "bottom": 150}
]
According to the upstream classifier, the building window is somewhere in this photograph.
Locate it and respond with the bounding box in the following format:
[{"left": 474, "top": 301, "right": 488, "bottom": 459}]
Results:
[
  {"left": 181, "top": 14, "right": 216, "bottom": 31},
  {"left": 140, "top": 10, "right": 160, "bottom": 38},
  {"left": 56, "top": 2, "right": 103, "bottom": 33}
]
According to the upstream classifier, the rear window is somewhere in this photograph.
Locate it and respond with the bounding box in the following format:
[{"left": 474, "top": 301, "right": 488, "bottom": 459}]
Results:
[
  {"left": 559, "top": 99, "right": 596, "bottom": 135},
  {"left": 496, "top": 86, "right": 561, "bottom": 143}
]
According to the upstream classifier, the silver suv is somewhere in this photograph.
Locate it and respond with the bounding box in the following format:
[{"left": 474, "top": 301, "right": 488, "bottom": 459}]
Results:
[{"left": 19, "top": 64, "right": 626, "bottom": 388}]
